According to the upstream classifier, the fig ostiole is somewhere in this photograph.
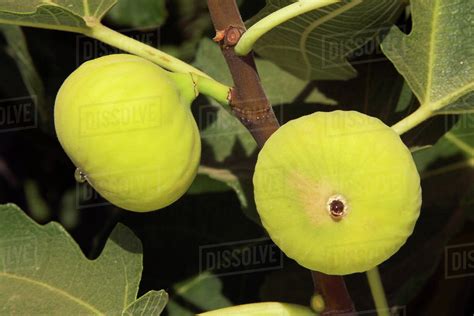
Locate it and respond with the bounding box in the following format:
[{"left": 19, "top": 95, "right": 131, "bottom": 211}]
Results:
[
  {"left": 54, "top": 54, "right": 201, "bottom": 212},
  {"left": 253, "top": 110, "right": 421, "bottom": 275},
  {"left": 198, "top": 302, "right": 315, "bottom": 315}
]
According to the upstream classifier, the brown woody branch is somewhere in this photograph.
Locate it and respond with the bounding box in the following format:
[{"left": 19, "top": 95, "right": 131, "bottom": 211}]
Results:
[
  {"left": 207, "top": 0, "right": 355, "bottom": 314},
  {"left": 312, "top": 272, "right": 356, "bottom": 315},
  {"left": 207, "top": 0, "right": 278, "bottom": 146}
]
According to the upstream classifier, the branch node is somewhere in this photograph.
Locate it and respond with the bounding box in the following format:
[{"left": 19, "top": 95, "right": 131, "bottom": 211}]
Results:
[
  {"left": 213, "top": 29, "right": 226, "bottom": 42},
  {"left": 224, "top": 26, "right": 245, "bottom": 47}
]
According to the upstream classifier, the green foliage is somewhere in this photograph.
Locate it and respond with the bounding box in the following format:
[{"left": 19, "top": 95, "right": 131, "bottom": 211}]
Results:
[
  {"left": 167, "top": 272, "right": 232, "bottom": 315},
  {"left": 0, "top": 204, "right": 167, "bottom": 315},
  {"left": 249, "top": 0, "right": 403, "bottom": 80},
  {"left": 414, "top": 114, "right": 474, "bottom": 172},
  {"left": 160, "top": 0, "right": 213, "bottom": 61},
  {"left": 384, "top": 0, "right": 474, "bottom": 296},
  {"left": 393, "top": 114, "right": 474, "bottom": 304},
  {"left": 197, "top": 166, "right": 249, "bottom": 209},
  {"left": 106, "top": 0, "right": 167, "bottom": 29},
  {"left": 24, "top": 179, "right": 50, "bottom": 222},
  {"left": 0, "top": 0, "right": 116, "bottom": 32},
  {"left": 382, "top": 0, "right": 474, "bottom": 113},
  {"left": 0, "top": 25, "right": 46, "bottom": 124},
  {"left": 123, "top": 290, "right": 168, "bottom": 315},
  {"left": 188, "top": 174, "right": 233, "bottom": 195}
]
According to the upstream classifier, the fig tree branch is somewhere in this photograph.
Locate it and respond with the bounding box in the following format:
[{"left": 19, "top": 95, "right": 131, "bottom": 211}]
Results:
[
  {"left": 207, "top": 0, "right": 279, "bottom": 146},
  {"left": 312, "top": 272, "right": 356, "bottom": 315},
  {"left": 207, "top": 0, "right": 355, "bottom": 314}
]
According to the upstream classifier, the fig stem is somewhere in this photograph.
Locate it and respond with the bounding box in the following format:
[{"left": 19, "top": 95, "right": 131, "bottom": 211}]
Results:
[
  {"left": 366, "top": 267, "right": 390, "bottom": 316},
  {"left": 83, "top": 23, "right": 212, "bottom": 79},
  {"left": 391, "top": 105, "right": 433, "bottom": 135},
  {"left": 169, "top": 72, "right": 231, "bottom": 106},
  {"left": 191, "top": 74, "right": 231, "bottom": 106},
  {"left": 234, "top": 0, "right": 340, "bottom": 56}
]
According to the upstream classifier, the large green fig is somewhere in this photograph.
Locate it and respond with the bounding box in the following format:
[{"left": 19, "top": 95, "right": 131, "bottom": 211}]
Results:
[
  {"left": 55, "top": 54, "right": 200, "bottom": 212},
  {"left": 253, "top": 111, "right": 421, "bottom": 275}
]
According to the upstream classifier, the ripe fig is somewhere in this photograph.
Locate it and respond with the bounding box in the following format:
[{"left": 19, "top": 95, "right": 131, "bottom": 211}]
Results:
[
  {"left": 253, "top": 111, "right": 421, "bottom": 275},
  {"left": 55, "top": 54, "right": 200, "bottom": 212}
]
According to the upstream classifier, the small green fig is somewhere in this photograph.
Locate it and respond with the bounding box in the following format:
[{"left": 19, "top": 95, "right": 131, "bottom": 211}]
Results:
[
  {"left": 253, "top": 111, "right": 421, "bottom": 275},
  {"left": 55, "top": 54, "right": 200, "bottom": 212},
  {"left": 198, "top": 302, "right": 315, "bottom": 315}
]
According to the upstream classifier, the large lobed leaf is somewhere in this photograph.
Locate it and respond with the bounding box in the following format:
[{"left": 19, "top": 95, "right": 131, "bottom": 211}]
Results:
[
  {"left": 0, "top": 0, "right": 117, "bottom": 32},
  {"left": 0, "top": 204, "right": 167, "bottom": 315},
  {"left": 414, "top": 113, "right": 474, "bottom": 173},
  {"left": 249, "top": 0, "right": 403, "bottom": 80},
  {"left": 382, "top": 0, "right": 474, "bottom": 113}
]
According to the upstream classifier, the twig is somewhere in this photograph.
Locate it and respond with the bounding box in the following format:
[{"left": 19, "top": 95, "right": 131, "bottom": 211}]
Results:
[
  {"left": 366, "top": 267, "right": 390, "bottom": 316},
  {"left": 207, "top": 1, "right": 355, "bottom": 314},
  {"left": 391, "top": 105, "right": 433, "bottom": 135},
  {"left": 234, "top": 0, "right": 340, "bottom": 56},
  {"left": 84, "top": 23, "right": 211, "bottom": 78}
]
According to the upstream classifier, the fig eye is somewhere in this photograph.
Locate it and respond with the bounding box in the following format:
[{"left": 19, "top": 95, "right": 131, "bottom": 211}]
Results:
[{"left": 327, "top": 195, "right": 348, "bottom": 220}]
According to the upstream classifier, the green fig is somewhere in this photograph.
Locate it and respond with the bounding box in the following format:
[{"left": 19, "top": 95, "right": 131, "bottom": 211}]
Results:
[
  {"left": 55, "top": 54, "right": 200, "bottom": 212},
  {"left": 198, "top": 302, "right": 315, "bottom": 315},
  {"left": 253, "top": 111, "right": 421, "bottom": 275}
]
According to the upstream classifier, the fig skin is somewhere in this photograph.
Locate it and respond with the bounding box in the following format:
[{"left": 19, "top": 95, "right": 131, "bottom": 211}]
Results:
[
  {"left": 55, "top": 54, "right": 200, "bottom": 212},
  {"left": 253, "top": 110, "right": 421, "bottom": 275},
  {"left": 198, "top": 302, "right": 315, "bottom": 315}
]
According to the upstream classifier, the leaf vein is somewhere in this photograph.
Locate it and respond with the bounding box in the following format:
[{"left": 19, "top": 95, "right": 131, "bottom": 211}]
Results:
[{"left": 0, "top": 272, "right": 104, "bottom": 315}]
